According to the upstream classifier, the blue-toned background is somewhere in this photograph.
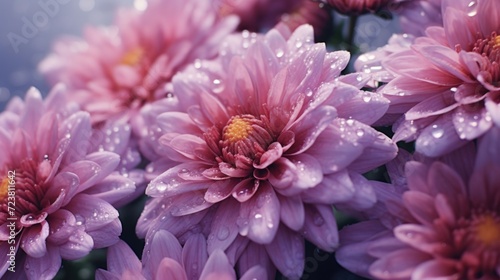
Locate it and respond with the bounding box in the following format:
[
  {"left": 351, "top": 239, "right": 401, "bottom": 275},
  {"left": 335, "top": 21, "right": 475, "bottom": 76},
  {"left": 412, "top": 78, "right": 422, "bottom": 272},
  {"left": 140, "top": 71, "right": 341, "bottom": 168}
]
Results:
[{"left": 0, "top": 0, "right": 138, "bottom": 109}]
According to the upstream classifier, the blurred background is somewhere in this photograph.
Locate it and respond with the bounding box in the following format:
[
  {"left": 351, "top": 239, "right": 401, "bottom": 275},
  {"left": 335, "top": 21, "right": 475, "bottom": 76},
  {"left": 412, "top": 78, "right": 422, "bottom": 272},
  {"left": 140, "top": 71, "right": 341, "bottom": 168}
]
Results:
[{"left": 0, "top": 0, "right": 136, "bottom": 109}]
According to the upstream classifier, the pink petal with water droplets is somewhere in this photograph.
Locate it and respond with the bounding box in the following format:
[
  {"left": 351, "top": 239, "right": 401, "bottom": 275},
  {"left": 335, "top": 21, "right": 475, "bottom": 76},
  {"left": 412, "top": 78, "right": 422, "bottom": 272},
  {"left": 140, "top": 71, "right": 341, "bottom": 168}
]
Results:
[
  {"left": 287, "top": 154, "right": 323, "bottom": 190},
  {"left": 59, "top": 230, "right": 94, "bottom": 260},
  {"left": 232, "top": 178, "right": 259, "bottom": 203},
  {"left": 411, "top": 44, "right": 472, "bottom": 82},
  {"left": 238, "top": 182, "right": 280, "bottom": 244},
  {"left": 405, "top": 91, "right": 458, "bottom": 121},
  {"left": 254, "top": 142, "right": 283, "bottom": 169},
  {"left": 301, "top": 204, "right": 338, "bottom": 252},
  {"left": 207, "top": 199, "right": 239, "bottom": 254},
  {"left": 265, "top": 226, "right": 304, "bottom": 279},
  {"left": 415, "top": 114, "right": 468, "bottom": 157},
  {"left": 21, "top": 221, "right": 49, "bottom": 258},
  {"left": 300, "top": 170, "right": 355, "bottom": 204}
]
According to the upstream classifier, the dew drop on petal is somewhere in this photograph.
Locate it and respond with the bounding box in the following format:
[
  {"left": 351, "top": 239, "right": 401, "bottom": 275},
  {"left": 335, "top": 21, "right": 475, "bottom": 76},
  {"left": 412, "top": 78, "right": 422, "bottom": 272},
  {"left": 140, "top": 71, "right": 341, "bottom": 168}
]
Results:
[
  {"left": 276, "top": 49, "right": 284, "bottom": 58},
  {"left": 431, "top": 124, "right": 444, "bottom": 139},
  {"left": 217, "top": 226, "right": 230, "bottom": 241},
  {"left": 467, "top": 1, "right": 477, "bottom": 16}
]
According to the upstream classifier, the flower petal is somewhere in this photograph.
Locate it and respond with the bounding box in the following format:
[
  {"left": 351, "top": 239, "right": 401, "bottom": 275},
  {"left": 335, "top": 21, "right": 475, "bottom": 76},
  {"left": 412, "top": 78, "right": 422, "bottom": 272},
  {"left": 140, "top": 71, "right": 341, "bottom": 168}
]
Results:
[
  {"left": 265, "top": 226, "right": 304, "bottom": 279},
  {"left": 238, "top": 182, "right": 280, "bottom": 244}
]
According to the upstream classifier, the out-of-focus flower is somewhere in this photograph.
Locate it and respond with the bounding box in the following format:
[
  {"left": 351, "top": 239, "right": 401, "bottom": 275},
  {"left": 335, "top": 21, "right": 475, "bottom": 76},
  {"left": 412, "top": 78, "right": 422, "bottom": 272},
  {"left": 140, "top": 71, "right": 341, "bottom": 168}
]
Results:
[
  {"left": 96, "top": 230, "right": 266, "bottom": 280},
  {"left": 359, "top": 0, "right": 500, "bottom": 157},
  {"left": 336, "top": 127, "right": 500, "bottom": 279},
  {"left": 217, "top": 0, "right": 331, "bottom": 39},
  {"left": 137, "top": 24, "right": 397, "bottom": 278},
  {"left": 39, "top": 0, "right": 238, "bottom": 138},
  {"left": 321, "top": 0, "right": 390, "bottom": 15},
  {"left": 392, "top": 0, "right": 443, "bottom": 36},
  {"left": 0, "top": 86, "right": 135, "bottom": 279}
]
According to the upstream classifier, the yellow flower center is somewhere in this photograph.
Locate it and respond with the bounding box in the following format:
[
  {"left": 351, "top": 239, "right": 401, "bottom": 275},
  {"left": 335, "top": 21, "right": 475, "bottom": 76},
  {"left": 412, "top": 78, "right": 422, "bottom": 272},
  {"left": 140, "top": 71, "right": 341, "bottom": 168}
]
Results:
[
  {"left": 0, "top": 177, "right": 9, "bottom": 200},
  {"left": 120, "top": 47, "right": 144, "bottom": 66},
  {"left": 493, "top": 35, "right": 500, "bottom": 48},
  {"left": 475, "top": 215, "right": 500, "bottom": 247},
  {"left": 223, "top": 116, "right": 253, "bottom": 143}
]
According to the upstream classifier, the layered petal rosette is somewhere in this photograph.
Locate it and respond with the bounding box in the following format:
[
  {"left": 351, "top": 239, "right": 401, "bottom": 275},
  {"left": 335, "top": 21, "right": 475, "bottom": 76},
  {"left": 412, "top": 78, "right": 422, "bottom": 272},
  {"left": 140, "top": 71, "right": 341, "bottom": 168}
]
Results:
[
  {"left": 0, "top": 86, "right": 135, "bottom": 279},
  {"left": 96, "top": 230, "right": 266, "bottom": 280},
  {"left": 39, "top": 0, "right": 238, "bottom": 137},
  {"left": 336, "top": 128, "right": 500, "bottom": 279},
  {"left": 368, "top": 0, "right": 500, "bottom": 156},
  {"left": 138, "top": 25, "right": 397, "bottom": 278}
]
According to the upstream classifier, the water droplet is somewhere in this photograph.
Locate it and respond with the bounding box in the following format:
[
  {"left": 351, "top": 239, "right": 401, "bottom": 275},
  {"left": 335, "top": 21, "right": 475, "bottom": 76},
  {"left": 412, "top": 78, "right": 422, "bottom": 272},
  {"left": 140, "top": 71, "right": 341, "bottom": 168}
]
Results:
[
  {"left": 217, "top": 226, "right": 230, "bottom": 240},
  {"left": 166, "top": 92, "right": 174, "bottom": 99},
  {"left": 75, "top": 214, "right": 85, "bottom": 226},
  {"left": 431, "top": 124, "right": 444, "bottom": 139},
  {"left": 467, "top": 1, "right": 477, "bottom": 16},
  {"left": 362, "top": 94, "right": 372, "bottom": 103},
  {"left": 212, "top": 79, "right": 224, "bottom": 93},
  {"left": 43, "top": 154, "right": 49, "bottom": 160},
  {"left": 356, "top": 129, "right": 365, "bottom": 137},
  {"left": 295, "top": 41, "right": 303, "bottom": 48},
  {"left": 194, "top": 59, "right": 202, "bottom": 69},
  {"left": 254, "top": 213, "right": 263, "bottom": 219},
  {"left": 305, "top": 88, "right": 313, "bottom": 97},
  {"left": 276, "top": 49, "right": 284, "bottom": 58}
]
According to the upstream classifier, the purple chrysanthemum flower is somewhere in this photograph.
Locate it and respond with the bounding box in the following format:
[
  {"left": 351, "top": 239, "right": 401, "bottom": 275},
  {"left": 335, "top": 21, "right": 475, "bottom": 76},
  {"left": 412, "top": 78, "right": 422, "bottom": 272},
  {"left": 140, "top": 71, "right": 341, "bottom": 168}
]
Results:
[
  {"left": 359, "top": 0, "right": 500, "bottom": 157},
  {"left": 336, "top": 127, "right": 500, "bottom": 279},
  {"left": 39, "top": 0, "right": 238, "bottom": 137},
  {"left": 138, "top": 25, "right": 397, "bottom": 278},
  {"left": 0, "top": 86, "right": 135, "bottom": 279},
  {"left": 96, "top": 230, "right": 266, "bottom": 280}
]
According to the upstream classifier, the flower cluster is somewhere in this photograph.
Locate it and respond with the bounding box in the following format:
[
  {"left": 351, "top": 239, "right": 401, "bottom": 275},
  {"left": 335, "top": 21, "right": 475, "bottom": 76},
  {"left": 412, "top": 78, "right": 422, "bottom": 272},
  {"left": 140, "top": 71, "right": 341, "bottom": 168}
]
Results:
[{"left": 2, "top": 0, "right": 499, "bottom": 279}]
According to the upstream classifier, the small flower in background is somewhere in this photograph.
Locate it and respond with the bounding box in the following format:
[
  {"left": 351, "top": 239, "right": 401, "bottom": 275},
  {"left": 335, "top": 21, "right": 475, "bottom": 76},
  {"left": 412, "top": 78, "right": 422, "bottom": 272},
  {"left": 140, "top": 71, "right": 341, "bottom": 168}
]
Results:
[
  {"left": 216, "top": 0, "right": 332, "bottom": 39},
  {"left": 359, "top": 0, "right": 500, "bottom": 157},
  {"left": 393, "top": 0, "right": 443, "bottom": 36},
  {"left": 38, "top": 0, "right": 238, "bottom": 139},
  {"left": 0, "top": 85, "right": 135, "bottom": 279},
  {"left": 336, "top": 127, "right": 500, "bottom": 279},
  {"left": 96, "top": 230, "right": 266, "bottom": 280},
  {"left": 321, "top": 0, "right": 391, "bottom": 15},
  {"left": 137, "top": 24, "right": 397, "bottom": 278}
]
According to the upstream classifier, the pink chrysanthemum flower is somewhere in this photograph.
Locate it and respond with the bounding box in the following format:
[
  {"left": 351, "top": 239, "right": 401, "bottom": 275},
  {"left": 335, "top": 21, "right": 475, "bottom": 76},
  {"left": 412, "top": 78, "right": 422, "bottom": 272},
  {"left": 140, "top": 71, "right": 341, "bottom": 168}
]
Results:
[
  {"left": 39, "top": 0, "right": 238, "bottom": 137},
  {"left": 138, "top": 25, "right": 397, "bottom": 278},
  {"left": 96, "top": 230, "right": 266, "bottom": 280},
  {"left": 217, "top": 0, "right": 331, "bottom": 39},
  {"left": 336, "top": 128, "right": 500, "bottom": 279},
  {"left": 363, "top": 0, "right": 500, "bottom": 157},
  {"left": 0, "top": 86, "right": 135, "bottom": 279}
]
